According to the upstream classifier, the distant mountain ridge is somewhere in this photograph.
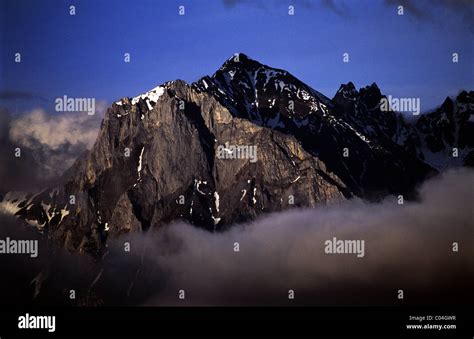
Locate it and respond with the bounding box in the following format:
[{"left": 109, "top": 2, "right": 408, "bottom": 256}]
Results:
[
  {"left": 2, "top": 53, "right": 471, "bottom": 255},
  {"left": 332, "top": 81, "right": 474, "bottom": 170}
]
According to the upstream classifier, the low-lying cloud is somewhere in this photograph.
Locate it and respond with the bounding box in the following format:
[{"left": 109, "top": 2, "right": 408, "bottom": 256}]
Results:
[
  {"left": 1, "top": 169, "right": 472, "bottom": 306},
  {"left": 9, "top": 108, "right": 101, "bottom": 151},
  {"left": 136, "top": 168, "right": 473, "bottom": 305},
  {"left": 0, "top": 105, "right": 105, "bottom": 193}
]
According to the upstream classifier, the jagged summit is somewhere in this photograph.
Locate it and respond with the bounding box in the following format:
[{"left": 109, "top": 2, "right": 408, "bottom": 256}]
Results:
[
  {"left": 332, "top": 82, "right": 474, "bottom": 170},
  {"left": 412, "top": 91, "right": 474, "bottom": 169},
  {"left": 217, "top": 52, "right": 268, "bottom": 72},
  {"left": 334, "top": 82, "right": 381, "bottom": 102},
  {"left": 440, "top": 96, "right": 454, "bottom": 111},
  {"left": 337, "top": 81, "right": 357, "bottom": 92},
  {"left": 194, "top": 53, "right": 333, "bottom": 129},
  {"left": 2, "top": 55, "right": 471, "bottom": 255}
]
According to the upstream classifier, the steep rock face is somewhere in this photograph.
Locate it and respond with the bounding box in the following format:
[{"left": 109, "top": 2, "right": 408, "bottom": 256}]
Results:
[
  {"left": 4, "top": 76, "right": 347, "bottom": 254},
  {"left": 195, "top": 54, "right": 435, "bottom": 198},
  {"left": 6, "top": 53, "right": 462, "bottom": 255}
]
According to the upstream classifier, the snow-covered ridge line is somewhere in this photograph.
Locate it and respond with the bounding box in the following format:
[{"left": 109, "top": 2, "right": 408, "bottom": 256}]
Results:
[
  {"left": 114, "top": 84, "right": 166, "bottom": 107},
  {"left": 131, "top": 85, "right": 165, "bottom": 105}
]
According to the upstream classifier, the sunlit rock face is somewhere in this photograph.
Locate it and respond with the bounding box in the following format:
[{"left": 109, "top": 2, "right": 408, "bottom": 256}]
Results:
[{"left": 5, "top": 54, "right": 455, "bottom": 255}]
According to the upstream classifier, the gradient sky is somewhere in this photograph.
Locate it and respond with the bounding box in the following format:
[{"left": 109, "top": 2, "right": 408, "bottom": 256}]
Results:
[{"left": 1, "top": 0, "right": 473, "bottom": 114}]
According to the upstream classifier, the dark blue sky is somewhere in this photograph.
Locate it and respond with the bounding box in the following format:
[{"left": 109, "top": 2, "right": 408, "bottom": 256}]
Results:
[{"left": 1, "top": 0, "right": 473, "bottom": 113}]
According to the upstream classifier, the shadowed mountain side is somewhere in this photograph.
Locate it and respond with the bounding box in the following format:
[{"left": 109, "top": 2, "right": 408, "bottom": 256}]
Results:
[{"left": 5, "top": 54, "right": 472, "bottom": 256}]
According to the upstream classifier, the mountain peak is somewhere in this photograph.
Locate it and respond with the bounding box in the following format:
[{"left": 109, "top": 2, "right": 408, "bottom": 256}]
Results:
[
  {"left": 9, "top": 55, "right": 466, "bottom": 257},
  {"left": 441, "top": 96, "right": 454, "bottom": 112},
  {"left": 219, "top": 52, "right": 261, "bottom": 72},
  {"left": 194, "top": 54, "right": 333, "bottom": 125},
  {"left": 334, "top": 82, "right": 358, "bottom": 102},
  {"left": 369, "top": 82, "right": 379, "bottom": 89},
  {"left": 226, "top": 52, "right": 252, "bottom": 62},
  {"left": 360, "top": 82, "right": 381, "bottom": 95},
  {"left": 338, "top": 81, "right": 357, "bottom": 91},
  {"left": 341, "top": 81, "right": 356, "bottom": 90},
  {"left": 217, "top": 53, "right": 292, "bottom": 78}
]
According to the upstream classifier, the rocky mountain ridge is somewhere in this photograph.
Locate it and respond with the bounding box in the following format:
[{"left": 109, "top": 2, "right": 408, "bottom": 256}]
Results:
[{"left": 1, "top": 53, "right": 471, "bottom": 255}]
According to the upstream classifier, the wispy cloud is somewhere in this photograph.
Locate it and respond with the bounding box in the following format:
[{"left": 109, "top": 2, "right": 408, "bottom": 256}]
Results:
[
  {"left": 222, "top": 0, "right": 352, "bottom": 17},
  {"left": 384, "top": 0, "right": 474, "bottom": 31},
  {"left": 222, "top": 0, "right": 473, "bottom": 28},
  {"left": 0, "top": 105, "right": 106, "bottom": 191},
  {"left": 9, "top": 108, "right": 102, "bottom": 151},
  {"left": 319, "top": 0, "right": 351, "bottom": 17},
  {"left": 0, "top": 90, "right": 48, "bottom": 103}
]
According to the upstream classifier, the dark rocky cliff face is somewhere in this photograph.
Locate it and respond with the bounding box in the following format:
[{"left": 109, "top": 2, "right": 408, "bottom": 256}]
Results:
[
  {"left": 6, "top": 53, "right": 467, "bottom": 255},
  {"left": 332, "top": 82, "right": 474, "bottom": 170},
  {"left": 413, "top": 92, "right": 474, "bottom": 168},
  {"left": 194, "top": 54, "right": 435, "bottom": 198}
]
